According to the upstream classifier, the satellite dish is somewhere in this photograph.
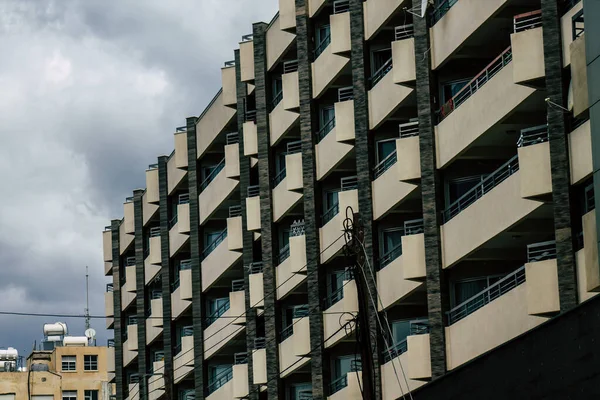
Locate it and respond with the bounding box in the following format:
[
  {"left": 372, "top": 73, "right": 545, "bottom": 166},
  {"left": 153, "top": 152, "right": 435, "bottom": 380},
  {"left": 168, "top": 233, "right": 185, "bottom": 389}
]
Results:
[{"left": 85, "top": 328, "right": 97, "bottom": 340}]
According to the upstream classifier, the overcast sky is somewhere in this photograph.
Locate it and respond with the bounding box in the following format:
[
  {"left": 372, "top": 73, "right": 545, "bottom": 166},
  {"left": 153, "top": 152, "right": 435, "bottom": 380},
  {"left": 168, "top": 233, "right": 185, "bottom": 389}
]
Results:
[{"left": 0, "top": 0, "right": 277, "bottom": 359}]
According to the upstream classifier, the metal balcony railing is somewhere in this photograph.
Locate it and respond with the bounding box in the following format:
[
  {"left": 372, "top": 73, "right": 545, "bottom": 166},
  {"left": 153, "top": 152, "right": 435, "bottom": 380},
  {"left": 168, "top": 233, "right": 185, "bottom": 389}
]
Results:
[
  {"left": 395, "top": 24, "right": 414, "bottom": 41},
  {"left": 324, "top": 286, "right": 344, "bottom": 309},
  {"left": 126, "top": 256, "right": 136, "bottom": 266},
  {"left": 314, "top": 34, "right": 331, "bottom": 59},
  {"left": 293, "top": 304, "right": 309, "bottom": 318},
  {"left": 234, "top": 352, "right": 248, "bottom": 365},
  {"left": 247, "top": 185, "right": 260, "bottom": 197},
  {"left": 229, "top": 205, "right": 242, "bottom": 218},
  {"left": 148, "top": 163, "right": 158, "bottom": 170},
  {"left": 316, "top": 117, "right": 336, "bottom": 142},
  {"left": 283, "top": 59, "right": 299, "bottom": 74},
  {"left": 439, "top": 47, "right": 513, "bottom": 121},
  {"left": 517, "top": 125, "right": 549, "bottom": 148},
  {"left": 128, "top": 315, "right": 138, "bottom": 325},
  {"left": 182, "top": 326, "right": 194, "bottom": 337},
  {"left": 169, "top": 213, "right": 178, "bottom": 229},
  {"left": 179, "top": 193, "right": 190, "bottom": 204},
  {"left": 272, "top": 168, "right": 287, "bottom": 187},
  {"left": 125, "top": 196, "right": 134, "bottom": 203},
  {"left": 341, "top": 175, "right": 358, "bottom": 191},
  {"left": 382, "top": 319, "right": 429, "bottom": 363},
  {"left": 527, "top": 240, "right": 557, "bottom": 263},
  {"left": 206, "top": 366, "right": 233, "bottom": 396},
  {"left": 338, "top": 86, "right": 353, "bottom": 102},
  {"left": 226, "top": 132, "right": 239, "bottom": 145},
  {"left": 430, "top": 0, "right": 458, "bottom": 25},
  {"left": 446, "top": 266, "right": 526, "bottom": 325},
  {"left": 333, "top": 0, "right": 349, "bottom": 14},
  {"left": 176, "top": 126, "right": 187, "bottom": 133},
  {"left": 442, "top": 155, "right": 519, "bottom": 223},
  {"left": 575, "top": 230, "right": 584, "bottom": 251},
  {"left": 180, "top": 259, "right": 192, "bottom": 270},
  {"left": 276, "top": 243, "right": 290, "bottom": 265},
  {"left": 201, "top": 229, "right": 227, "bottom": 260},
  {"left": 404, "top": 218, "right": 424, "bottom": 235},
  {"left": 245, "top": 110, "right": 257, "bottom": 122},
  {"left": 321, "top": 202, "right": 340, "bottom": 226},
  {"left": 205, "top": 299, "right": 231, "bottom": 327},
  {"left": 287, "top": 140, "right": 302, "bottom": 154},
  {"left": 378, "top": 242, "right": 403, "bottom": 270},
  {"left": 298, "top": 390, "right": 313, "bottom": 400},
  {"left": 290, "top": 219, "right": 305, "bottom": 237},
  {"left": 231, "top": 279, "right": 245, "bottom": 292},
  {"left": 369, "top": 57, "right": 392, "bottom": 88},
  {"left": 180, "top": 390, "right": 194, "bottom": 400},
  {"left": 154, "top": 351, "right": 165, "bottom": 362},
  {"left": 106, "top": 283, "right": 113, "bottom": 292},
  {"left": 129, "top": 373, "right": 140, "bottom": 384},
  {"left": 107, "top": 339, "right": 115, "bottom": 348},
  {"left": 200, "top": 159, "right": 226, "bottom": 191},
  {"left": 151, "top": 290, "right": 162, "bottom": 300},
  {"left": 399, "top": 120, "right": 419, "bottom": 138},
  {"left": 271, "top": 90, "right": 284, "bottom": 110},
  {"left": 281, "top": 324, "right": 294, "bottom": 341},
  {"left": 150, "top": 227, "right": 161, "bottom": 237},
  {"left": 329, "top": 375, "right": 348, "bottom": 395},
  {"left": 514, "top": 10, "right": 542, "bottom": 33},
  {"left": 573, "top": 8, "right": 584, "bottom": 39},
  {"left": 373, "top": 151, "right": 397, "bottom": 179},
  {"left": 254, "top": 337, "right": 266, "bottom": 349},
  {"left": 248, "top": 262, "right": 264, "bottom": 274}
]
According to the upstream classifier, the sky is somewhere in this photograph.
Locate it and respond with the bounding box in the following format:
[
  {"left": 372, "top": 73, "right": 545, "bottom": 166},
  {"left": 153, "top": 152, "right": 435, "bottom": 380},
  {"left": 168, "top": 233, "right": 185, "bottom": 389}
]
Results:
[{"left": 0, "top": 0, "right": 278, "bottom": 359}]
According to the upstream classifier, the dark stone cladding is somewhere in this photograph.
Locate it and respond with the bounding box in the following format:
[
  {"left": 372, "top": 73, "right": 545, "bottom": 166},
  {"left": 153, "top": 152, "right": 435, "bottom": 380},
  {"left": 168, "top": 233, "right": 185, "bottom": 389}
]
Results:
[
  {"left": 133, "top": 189, "right": 147, "bottom": 400},
  {"left": 541, "top": 0, "right": 578, "bottom": 311},
  {"left": 349, "top": 0, "right": 382, "bottom": 397},
  {"left": 111, "top": 219, "right": 125, "bottom": 400},
  {"left": 253, "top": 21, "right": 282, "bottom": 399},
  {"left": 187, "top": 116, "right": 206, "bottom": 399},
  {"left": 158, "top": 156, "right": 175, "bottom": 400},
  {"left": 412, "top": 0, "right": 448, "bottom": 378},
  {"left": 295, "top": 1, "right": 326, "bottom": 398},
  {"left": 234, "top": 48, "right": 259, "bottom": 400}
]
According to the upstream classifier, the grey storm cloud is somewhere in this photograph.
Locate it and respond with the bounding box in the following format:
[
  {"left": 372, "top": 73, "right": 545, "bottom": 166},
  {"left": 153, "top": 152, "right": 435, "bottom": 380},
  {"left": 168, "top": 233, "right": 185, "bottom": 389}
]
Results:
[{"left": 0, "top": 0, "right": 277, "bottom": 358}]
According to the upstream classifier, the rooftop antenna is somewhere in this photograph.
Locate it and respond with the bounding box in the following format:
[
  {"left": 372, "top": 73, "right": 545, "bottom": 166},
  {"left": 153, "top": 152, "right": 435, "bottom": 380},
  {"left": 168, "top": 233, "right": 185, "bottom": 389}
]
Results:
[
  {"left": 85, "top": 266, "right": 91, "bottom": 331},
  {"left": 403, "top": 0, "right": 431, "bottom": 18}
]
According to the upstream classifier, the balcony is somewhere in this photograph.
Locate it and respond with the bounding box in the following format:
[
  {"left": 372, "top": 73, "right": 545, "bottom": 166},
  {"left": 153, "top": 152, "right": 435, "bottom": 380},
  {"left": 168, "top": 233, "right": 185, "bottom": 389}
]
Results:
[
  {"left": 206, "top": 366, "right": 234, "bottom": 399},
  {"left": 243, "top": 120, "right": 258, "bottom": 157},
  {"left": 146, "top": 298, "right": 163, "bottom": 344},
  {"left": 279, "top": 315, "right": 310, "bottom": 377},
  {"left": 103, "top": 228, "right": 112, "bottom": 264},
  {"left": 107, "top": 345, "right": 115, "bottom": 373},
  {"left": 569, "top": 17, "right": 588, "bottom": 117},
  {"left": 174, "top": 128, "right": 188, "bottom": 169},
  {"left": 579, "top": 209, "right": 600, "bottom": 298},
  {"left": 171, "top": 267, "right": 192, "bottom": 320},
  {"left": 201, "top": 217, "right": 243, "bottom": 291},
  {"left": 377, "top": 220, "right": 426, "bottom": 311},
  {"left": 246, "top": 186, "right": 261, "bottom": 231},
  {"left": 445, "top": 246, "right": 559, "bottom": 369},
  {"left": 142, "top": 190, "right": 159, "bottom": 228},
  {"left": 120, "top": 202, "right": 134, "bottom": 255},
  {"left": 105, "top": 285, "right": 114, "bottom": 319},
  {"left": 169, "top": 204, "right": 190, "bottom": 258},
  {"left": 315, "top": 99, "right": 355, "bottom": 180},
  {"left": 123, "top": 325, "right": 138, "bottom": 367},
  {"left": 272, "top": 152, "right": 303, "bottom": 223},
  {"left": 328, "top": 360, "right": 362, "bottom": 399},
  {"left": 562, "top": 1, "right": 584, "bottom": 67},
  {"left": 252, "top": 338, "right": 267, "bottom": 385},
  {"left": 233, "top": 354, "right": 249, "bottom": 398},
  {"left": 222, "top": 65, "right": 237, "bottom": 108},
  {"left": 279, "top": 0, "right": 296, "bottom": 30},
  {"left": 312, "top": 11, "right": 351, "bottom": 98},
  {"left": 323, "top": 279, "right": 358, "bottom": 348},
  {"left": 144, "top": 231, "right": 161, "bottom": 284},
  {"left": 204, "top": 290, "right": 245, "bottom": 359},
  {"left": 363, "top": 0, "right": 411, "bottom": 40},
  {"left": 196, "top": 91, "right": 237, "bottom": 159},
  {"left": 277, "top": 226, "right": 308, "bottom": 299},
  {"left": 174, "top": 332, "right": 194, "bottom": 383},
  {"left": 127, "top": 383, "right": 140, "bottom": 400},
  {"left": 440, "top": 147, "right": 551, "bottom": 268},
  {"left": 381, "top": 331, "right": 430, "bottom": 399},
  {"left": 249, "top": 262, "right": 265, "bottom": 308},
  {"left": 199, "top": 143, "right": 241, "bottom": 225},
  {"left": 146, "top": 165, "right": 159, "bottom": 205},
  {"left": 240, "top": 39, "right": 254, "bottom": 82},
  {"left": 167, "top": 148, "right": 187, "bottom": 196},
  {"left": 320, "top": 186, "right": 358, "bottom": 264},
  {"left": 266, "top": 14, "right": 296, "bottom": 71},
  {"left": 269, "top": 71, "right": 300, "bottom": 146},
  {"left": 148, "top": 361, "right": 165, "bottom": 400}
]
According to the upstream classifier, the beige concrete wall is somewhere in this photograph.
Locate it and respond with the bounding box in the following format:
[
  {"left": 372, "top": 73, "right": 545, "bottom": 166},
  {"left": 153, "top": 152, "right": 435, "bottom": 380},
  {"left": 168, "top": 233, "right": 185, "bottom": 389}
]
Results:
[
  {"left": 289, "top": 234, "right": 307, "bottom": 273},
  {"left": 227, "top": 216, "right": 243, "bottom": 251},
  {"left": 328, "top": 372, "right": 362, "bottom": 400},
  {"left": 315, "top": 126, "right": 354, "bottom": 180},
  {"left": 105, "top": 292, "right": 114, "bottom": 317},
  {"left": 525, "top": 259, "right": 560, "bottom": 315},
  {"left": 279, "top": 317, "right": 311, "bottom": 377},
  {"left": 249, "top": 272, "right": 264, "bottom": 308},
  {"left": 377, "top": 253, "right": 423, "bottom": 311},
  {"left": 272, "top": 177, "right": 303, "bottom": 222},
  {"left": 392, "top": 37, "right": 416, "bottom": 84},
  {"left": 381, "top": 340, "right": 427, "bottom": 399},
  {"left": 121, "top": 288, "right": 136, "bottom": 311},
  {"left": 320, "top": 190, "right": 359, "bottom": 263},
  {"left": 441, "top": 172, "right": 544, "bottom": 268},
  {"left": 119, "top": 222, "right": 134, "bottom": 255},
  {"left": 180, "top": 269, "right": 193, "bottom": 300},
  {"left": 561, "top": 1, "right": 583, "bottom": 67},
  {"left": 243, "top": 121, "right": 258, "bottom": 156},
  {"left": 199, "top": 168, "right": 240, "bottom": 225},
  {"left": 252, "top": 349, "right": 267, "bottom": 384},
  {"left": 104, "top": 261, "right": 112, "bottom": 276},
  {"left": 335, "top": 100, "right": 355, "bottom": 142},
  {"left": 569, "top": 120, "right": 592, "bottom": 184},
  {"left": 518, "top": 141, "right": 552, "bottom": 198},
  {"left": 107, "top": 346, "right": 115, "bottom": 373},
  {"left": 368, "top": 67, "right": 413, "bottom": 129},
  {"left": 583, "top": 210, "right": 600, "bottom": 292},
  {"left": 246, "top": 196, "right": 261, "bottom": 231},
  {"left": 148, "top": 361, "right": 165, "bottom": 400},
  {"left": 145, "top": 258, "right": 160, "bottom": 285},
  {"left": 312, "top": 45, "right": 350, "bottom": 99},
  {"left": 122, "top": 339, "right": 137, "bottom": 367},
  {"left": 283, "top": 71, "right": 300, "bottom": 110},
  {"left": 146, "top": 168, "right": 159, "bottom": 204},
  {"left": 324, "top": 280, "right": 358, "bottom": 347},
  {"left": 266, "top": 15, "right": 296, "bottom": 71},
  {"left": 396, "top": 136, "right": 421, "bottom": 181},
  {"left": 124, "top": 202, "right": 135, "bottom": 234},
  {"left": 511, "top": 27, "right": 545, "bottom": 84},
  {"left": 363, "top": 0, "right": 408, "bottom": 41},
  {"left": 276, "top": 253, "right": 307, "bottom": 300},
  {"left": 149, "top": 236, "right": 161, "bottom": 265},
  {"left": 233, "top": 363, "right": 249, "bottom": 398},
  {"left": 204, "top": 292, "right": 245, "bottom": 359},
  {"left": 575, "top": 249, "right": 600, "bottom": 303},
  {"left": 571, "top": 35, "right": 589, "bottom": 118},
  {"left": 435, "top": 64, "right": 536, "bottom": 168},
  {"left": 372, "top": 161, "right": 419, "bottom": 220},
  {"left": 240, "top": 40, "right": 255, "bottom": 82},
  {"left": 127, "top": 325, "right": 138, "bottom": 351},
  {"left": 201, "top": 238, "right": 243, "bottom": 291},
  {"left": 286, "top": 153, "right": 303, "bottom": 191},
  {"left": 406, "top": 334, "right": 431, "bottom": 380},
  {"left": 445, "top": 284, "right": 547, "bottom": 369},
  {"left": 279, "top": 0, "right": 296, "bottom": 30},
  {"left": 331, "top": 12, "right": 351, "bottom": 54},
  {"left": 143, "top": 191, "right": 159, "bottom": 227},
  {"left": 402, "top": 233, "right": 426, "bottom": 280},
  {"left": 196, "top": 92, "right": 237, "bottom": 158},
  {"left": 225, "top": 143, "right": 240, "bottom": 178},
  {"left": 171, "top": 285, "right": 192, "bottom": 320},
  {"left": 430, "top": 0, "right": 507, "bottom": 69},
  {"left": 173, "top": 336, "right": 194, "bottom": 383},
  {"left": 308, "top": 0, "right": 327, "bottom": 17},
  {"left": 178, "top": 203, "right": 190, "bottom": 234},
  {"left": 125, "top": 265, "right": 136, "bottom": 293},
  {"left": 222, "top": 66, "right": 237, "bottom": 107},
  {"left": 207, "top": 379, "right": 233, "bottom": 400},
  {"left": 103, "top": 230, "right": 112, "bottom": 262},
  {"left": 167, "top": 152, "right": 187, "bottom": 195},
  {"left": 174, "top": 131, "right": 188, "bottom": 169},
  {"left": 269, "top": 100, "right": 300, "bottom": 146},
  {"left": 146, "top": 308, "right": 163, "bottom": 344}
]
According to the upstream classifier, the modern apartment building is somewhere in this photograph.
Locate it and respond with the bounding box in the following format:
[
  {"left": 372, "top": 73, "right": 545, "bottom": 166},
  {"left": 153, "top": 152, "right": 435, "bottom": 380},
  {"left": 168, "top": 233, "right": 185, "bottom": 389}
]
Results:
[{"left": 102, "top": 0, "right": 600, "bottom": 399}]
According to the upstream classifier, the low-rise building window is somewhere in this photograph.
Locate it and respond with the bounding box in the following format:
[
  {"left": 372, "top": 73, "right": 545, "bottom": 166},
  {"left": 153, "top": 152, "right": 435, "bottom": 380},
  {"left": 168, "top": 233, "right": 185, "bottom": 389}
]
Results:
[
  {"left": 61, "top": 356, "right": 76, "bottom": 372},
  {"left": 84, "top": 390, "right": 98, "bottom": 400},
  {"left": 62, "top": 391, "right": 77, "bottom": 400},
  {"left": 84, "top": 355, "right": 98, "bottom": 371}
]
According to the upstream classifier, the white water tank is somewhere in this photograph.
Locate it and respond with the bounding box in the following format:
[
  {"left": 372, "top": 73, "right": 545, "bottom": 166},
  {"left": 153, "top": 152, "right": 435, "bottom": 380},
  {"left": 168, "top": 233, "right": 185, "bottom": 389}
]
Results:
[
  {"left": 43, "top": 322, "right": 68, "bottom": 337},
  {"left": 63, "top": 336, "right": 88, "bottom": 347},
  {"left": 0, "top": 348, "right": 18, "bottom": 361},
  {"left": 0, "top": 361, "right": 16, "bottom": 372}
]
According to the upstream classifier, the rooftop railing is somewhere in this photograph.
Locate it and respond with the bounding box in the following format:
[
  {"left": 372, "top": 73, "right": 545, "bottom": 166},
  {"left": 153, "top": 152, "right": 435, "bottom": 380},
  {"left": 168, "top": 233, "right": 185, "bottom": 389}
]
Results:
[
  {"left": 369, "top": 57, "right": 392, "bottom": 88},
  {"left": 314, "top": 34, "right": 331, "bottom": 59},
  {"left": 316, "top": 117, "right": 336, "bottom": 143},
  {"left": 200, "top": 158, "right": 226, "bottom": 191},
  {"left": 442, "top": 155, "right": 519, "bottom": 223},
  {"left": 514, "top": 10, "right": 542, "bottom": 33},
  {"left": 201, "top": 229, "right": 227, "bottom": 260},
  {"left": 247, "top": 185, "right": 260, "bottom": 197},
  {"left": 430, "top": 0, "right": 458, "bottom": 25},
  {"left": 517, "top": 125, "right": 548, "bottom": 148},
  {"left": 395, "top": 24, "right": 414, "bottom": 41},
  {"left": 206, "top": 366, "right": 233, "bottom": 396},
  {"left": 148, "top": 163, "right": 158, "bottom": 170},
  {"left": 204, "top": 299, "right": 231, "bottom": 327},
  {"left": 446, "top": 266, "right": 526, "bottom": 325},
  {"left": 439, "top": 47, "right": 513, "bottom": 122},
  {"left": 527, "top": 240, "right": 557, "bottom": 263},
  {"left": 175, "top": 126, "right": 187, "bottom": 133}
]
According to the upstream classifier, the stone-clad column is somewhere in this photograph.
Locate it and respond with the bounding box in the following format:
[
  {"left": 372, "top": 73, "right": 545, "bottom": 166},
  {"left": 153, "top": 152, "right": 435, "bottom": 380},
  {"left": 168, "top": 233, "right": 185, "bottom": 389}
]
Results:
[
  {"left": 541, "top": 0, "right": 578, "bottom": 311},
  {"left": 295, "top": 1, "right": 327, "bottom": 397},
  {"left": 412, "top": 0, "right": 448, "bottom": 379},
  {"left": 187, "top": 116, "right": 206, "bottom": 399},
  {"left": 158, "top": 155, "right": 175, "bottom": 400},
  {"left": 253, "top": 21, "right": 282, "bottom": 399},
  {"left": 349, "top": 0, "right": 382, "bottom": 397},
  {"left": 111, "top": 219, "right": 125, "bottom": 400},
  {"left": 133, "top": 189, "right": 147, "bottom": 399},
  {"left": 234, "top": 48, "right": 260, "bottom": 400}
]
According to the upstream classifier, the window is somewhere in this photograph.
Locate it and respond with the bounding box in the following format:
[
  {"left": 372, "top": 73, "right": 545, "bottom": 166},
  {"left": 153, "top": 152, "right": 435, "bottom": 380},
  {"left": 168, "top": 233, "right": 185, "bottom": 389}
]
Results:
[
  {"left": 371, "top": 48, "right": 392, "bottom": 74},
  {"left": 62, "top": 391, "right": 77, "bottom": 400},
  {"left": 376, "top": 139, "right": 397, "bottom": 164},
  {"left": 207, "top": 297, "right": 229, "bottom": 317},
  {"left": 315, "top": 24, "right": 331, "bottom": 48},
  {"left": 84, "top": 391, "right": 98, "bottom": 400},
  {"left": 381, "top": 228, "right": 403, "bottom": 255},
  {"left": 279, "top": 228, "right": 290, "bottom": 251},
  {"left": 275, "top": 151, "right": 287, "bottom": 175},
  {"left": 319, "top": 105, "right": 335, "bottom": 129},
  {"left": 452, "top": 275, "right": 505, "bottom": 307},
  {"left": 441, "top": 78, "right": 471, "bottom": 104},
  {"left": 445, "top": 175, "right": 487, "bottom": 206},
  {"left": 326, "top": 270, "right": 346, "bottom": 305},
  {"left": 273, "top": 77, "right": 283, "bottom": 98},
  {"left": 84, "top": 355, "right": 98, "bottom": 371},
  {"left": 324, "top": 190, "right": 339, "bottom": 212},
  {"left": 333, "top": 355, "right": 357, "bottom": 379},
  {"left": 208, "top": 364, "right": 231, "bottom": 385},
  {"left": 289, "top": 383, "right": 312, "bottom": 400},
  {"left": 205, "top": 231, "right": 222, "bottom": 247},
  {"left": 61, "top": 356, "right": 76, "bottom": 372}
]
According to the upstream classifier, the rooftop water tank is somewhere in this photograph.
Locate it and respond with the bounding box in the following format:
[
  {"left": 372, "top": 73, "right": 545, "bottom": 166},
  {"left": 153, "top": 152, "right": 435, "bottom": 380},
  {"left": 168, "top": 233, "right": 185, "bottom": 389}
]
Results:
[
  {"left": 0, "top": 360, "right": 16, "bottom": 372},
  {"left": 43, "top": 322, "right": 68, "bottom": 337},
  {"left": 63, "top": 336, "right": 88, "bottom": 347},
  {"left": 0, "top": 347, "right": 18, "bottom": 361}
]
